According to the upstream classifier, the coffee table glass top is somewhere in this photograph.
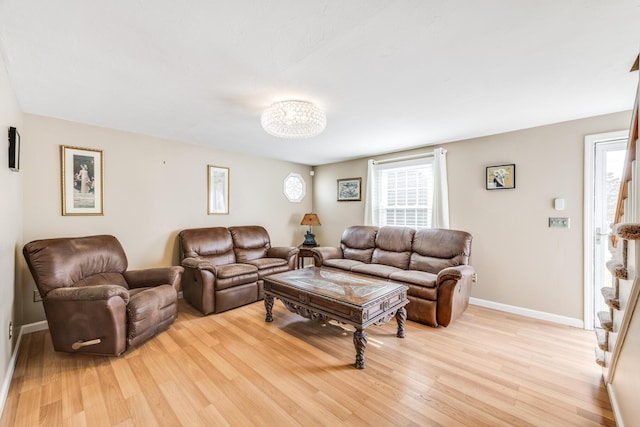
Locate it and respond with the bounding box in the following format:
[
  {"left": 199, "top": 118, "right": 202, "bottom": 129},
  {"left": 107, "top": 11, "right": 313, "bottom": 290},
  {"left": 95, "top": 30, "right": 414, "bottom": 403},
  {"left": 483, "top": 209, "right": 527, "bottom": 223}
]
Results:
[{"left": 266, "top": 267, "right": 407, "bottom": 304}]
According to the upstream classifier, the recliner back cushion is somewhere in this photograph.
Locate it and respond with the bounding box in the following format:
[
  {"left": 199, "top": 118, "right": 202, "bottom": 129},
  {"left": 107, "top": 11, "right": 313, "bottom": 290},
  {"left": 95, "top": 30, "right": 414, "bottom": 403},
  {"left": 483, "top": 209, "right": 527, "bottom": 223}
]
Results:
[
  {"left": 410, "top": 228, "right": 472, "bottom": 274},
  {"left": 229, "top": 226, "right": 271, "bottom": 262},
  {"left": 340, "top": 226, "right": 378, "bottom": 263},
  {"left": 74, "top": 273, "right": 128, "bottom": 289},
  {"left": 371, "top": 226, "right": 415, "bottom": 269},
  {"left": 179, "top": 227, "right": 236, "bottom": 265},
  {"left": 23, "top": 235, "right": 128, "bottom": 295}
]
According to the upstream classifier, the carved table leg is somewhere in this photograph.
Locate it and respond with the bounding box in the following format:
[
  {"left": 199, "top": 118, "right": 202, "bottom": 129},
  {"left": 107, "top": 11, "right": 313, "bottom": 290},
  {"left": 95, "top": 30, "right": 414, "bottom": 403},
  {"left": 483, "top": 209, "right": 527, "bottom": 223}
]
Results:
[
  {"left": 264, "top": 295, "right": 274, "bottom": 322},
  {"left": 395, "top": 306, "right": 407, "bottom": 338},
  {"left": 353, "top": 328, "right": 368, "bottom": 369}
]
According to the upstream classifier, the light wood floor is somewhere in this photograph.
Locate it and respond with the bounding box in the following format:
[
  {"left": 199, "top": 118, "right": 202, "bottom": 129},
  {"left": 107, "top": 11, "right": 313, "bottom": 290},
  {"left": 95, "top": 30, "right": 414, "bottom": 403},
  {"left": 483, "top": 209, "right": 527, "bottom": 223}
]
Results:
[{"left": 1, "top": 300, "right": 615, "bottom": 427}]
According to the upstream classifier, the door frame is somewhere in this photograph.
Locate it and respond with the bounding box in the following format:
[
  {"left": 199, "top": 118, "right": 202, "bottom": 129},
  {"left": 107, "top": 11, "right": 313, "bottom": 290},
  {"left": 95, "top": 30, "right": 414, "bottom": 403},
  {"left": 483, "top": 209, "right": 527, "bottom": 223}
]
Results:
[{"left": 583, "top": 130, "right": 628, "bottom": 330}]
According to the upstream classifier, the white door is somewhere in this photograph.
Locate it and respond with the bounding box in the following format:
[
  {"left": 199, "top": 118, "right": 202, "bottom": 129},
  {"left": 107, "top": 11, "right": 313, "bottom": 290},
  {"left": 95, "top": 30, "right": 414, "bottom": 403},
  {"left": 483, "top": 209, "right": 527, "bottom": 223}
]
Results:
[{"left": 584, "top": 132, "right": 627, "bottom": 329}]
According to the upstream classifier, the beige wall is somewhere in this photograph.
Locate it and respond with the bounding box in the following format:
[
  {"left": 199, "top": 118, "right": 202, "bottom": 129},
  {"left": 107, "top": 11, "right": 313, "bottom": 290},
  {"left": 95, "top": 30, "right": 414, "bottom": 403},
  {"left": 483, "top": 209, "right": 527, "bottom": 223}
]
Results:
[
  {"left": 0, "top": 54, "right": 23, "bottom": 397},
  {"left": 313, "top": 111, "right": 631, "bottom": 322},
  {"left": 19, "top": 114, "right": 312, "bottom": 324}
]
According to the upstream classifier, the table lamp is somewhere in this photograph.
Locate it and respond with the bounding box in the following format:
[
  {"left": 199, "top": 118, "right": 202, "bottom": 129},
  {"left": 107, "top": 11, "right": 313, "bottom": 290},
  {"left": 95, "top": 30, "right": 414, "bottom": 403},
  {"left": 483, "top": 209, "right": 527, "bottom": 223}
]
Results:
[{"left": 300, "top": 213, "right": 321, "bottom": 246}]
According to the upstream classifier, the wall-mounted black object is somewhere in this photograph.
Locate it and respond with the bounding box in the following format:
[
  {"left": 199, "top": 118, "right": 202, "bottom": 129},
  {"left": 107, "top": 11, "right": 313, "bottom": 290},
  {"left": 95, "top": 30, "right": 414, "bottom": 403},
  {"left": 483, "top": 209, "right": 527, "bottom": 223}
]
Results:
[{"left": 8, "top": 126, "right": 19, "bottom": 172}]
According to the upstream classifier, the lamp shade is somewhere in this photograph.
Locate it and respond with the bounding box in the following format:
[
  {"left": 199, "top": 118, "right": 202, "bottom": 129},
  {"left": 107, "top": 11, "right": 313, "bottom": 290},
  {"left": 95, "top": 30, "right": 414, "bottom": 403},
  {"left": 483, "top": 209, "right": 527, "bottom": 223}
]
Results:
[{"left": 300, "top": 213, "right": 321, "bottom": 226}]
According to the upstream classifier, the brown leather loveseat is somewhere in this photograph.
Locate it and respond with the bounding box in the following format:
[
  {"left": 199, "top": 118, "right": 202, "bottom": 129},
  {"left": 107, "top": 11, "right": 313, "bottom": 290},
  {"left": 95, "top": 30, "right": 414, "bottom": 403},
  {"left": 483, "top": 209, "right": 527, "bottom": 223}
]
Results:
[
  {"left": 23, "top": 235, "right": 183, "bottom": 356},
  {"left": 179, "top": 226, "right": 298, "bottom": 315},
  {"left": 312, "top": 225, "right": 474, "bottom": 327}
]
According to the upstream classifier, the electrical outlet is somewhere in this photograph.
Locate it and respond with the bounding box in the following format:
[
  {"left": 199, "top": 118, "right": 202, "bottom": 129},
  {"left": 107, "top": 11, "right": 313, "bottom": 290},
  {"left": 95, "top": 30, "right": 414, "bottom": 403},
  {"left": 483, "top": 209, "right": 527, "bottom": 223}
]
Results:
[
  {"left": 33, "top": 290, "right": 42, "bottom": 302},
  {"left": 549, "top": 217, "right": 570, "bottom": 228},
  {"left": 8, "top": 321, "right": 12, "bottom": 340}
]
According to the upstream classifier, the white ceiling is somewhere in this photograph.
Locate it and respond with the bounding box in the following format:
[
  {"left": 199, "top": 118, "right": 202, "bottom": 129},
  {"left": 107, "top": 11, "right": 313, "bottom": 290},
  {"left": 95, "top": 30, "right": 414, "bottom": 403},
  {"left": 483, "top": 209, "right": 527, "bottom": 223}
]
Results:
[{"left": 0, "top": 1, "right": 639, "bottom": 166}]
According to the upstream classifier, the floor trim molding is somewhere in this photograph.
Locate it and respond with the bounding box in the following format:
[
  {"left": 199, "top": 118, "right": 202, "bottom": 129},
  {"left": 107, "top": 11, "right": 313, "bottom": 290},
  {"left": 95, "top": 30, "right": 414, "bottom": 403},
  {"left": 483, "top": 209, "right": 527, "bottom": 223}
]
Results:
[
  {"left": 469, "top": 298, "right": 584, "bottom": 328},
  {"left": 0, "top": 321, "right": 48, "bottom": 417},
  {"left": 607, "top": 382, "right": 623, "bottom": 427}
]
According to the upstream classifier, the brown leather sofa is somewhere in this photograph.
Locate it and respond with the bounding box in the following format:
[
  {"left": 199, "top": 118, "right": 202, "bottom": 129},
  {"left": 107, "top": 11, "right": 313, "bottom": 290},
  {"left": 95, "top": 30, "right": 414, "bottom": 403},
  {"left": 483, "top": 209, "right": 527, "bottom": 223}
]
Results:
[
  {"left": 23, "top": 235, "right": 183, "bottom": 356},
  {"left": 179, "top": 226, "right": 298, "bottom": 315},
  {"left": 312, "top": 225, "right": 474, "bottom": 327}
]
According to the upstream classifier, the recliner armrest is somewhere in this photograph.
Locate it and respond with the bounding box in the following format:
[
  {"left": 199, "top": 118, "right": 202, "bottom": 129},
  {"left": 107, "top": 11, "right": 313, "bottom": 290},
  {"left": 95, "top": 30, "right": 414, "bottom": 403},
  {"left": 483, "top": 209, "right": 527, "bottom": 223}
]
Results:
[
  {"left": 181, "top": 257, "right": 218, "bottom": 273},
  {"left": 46, "top": 284, "right": 130, "bottom": 303},
  {"left": 124, "top": 266, "right": 184, "bottom": 291},
  {"left": 311, "top": 247, "right": 344, "bottom": 266},
  {"left": 267, "top": 246, "right": 299, "bottom": 260},
  {"left": 436, "top": 265, "right": 475, "bottom": 285}
]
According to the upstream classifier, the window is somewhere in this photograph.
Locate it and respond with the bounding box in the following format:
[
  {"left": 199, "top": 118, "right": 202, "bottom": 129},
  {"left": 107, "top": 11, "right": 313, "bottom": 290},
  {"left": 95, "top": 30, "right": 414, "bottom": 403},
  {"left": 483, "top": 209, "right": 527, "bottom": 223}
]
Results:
[
  {"left": 283, "top": 173, "right": 306, "bottom": 202},
  {"left": 369, "top": 158, "right": 433, "bottom": 228},
  {"left": 365, "top": 149, "right": 449, "bottom": 229}
]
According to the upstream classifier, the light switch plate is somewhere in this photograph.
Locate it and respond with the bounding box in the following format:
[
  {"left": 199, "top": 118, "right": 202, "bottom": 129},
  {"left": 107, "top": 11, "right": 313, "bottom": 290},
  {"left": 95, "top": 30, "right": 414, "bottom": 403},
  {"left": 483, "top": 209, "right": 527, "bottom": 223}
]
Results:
[{"left": 549, "top": 217, "right": 570, "bottom": 228}]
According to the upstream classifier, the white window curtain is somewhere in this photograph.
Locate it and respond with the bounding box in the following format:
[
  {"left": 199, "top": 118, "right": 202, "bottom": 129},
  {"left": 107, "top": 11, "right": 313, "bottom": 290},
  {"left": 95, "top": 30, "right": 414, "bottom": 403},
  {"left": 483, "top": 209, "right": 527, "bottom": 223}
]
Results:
[
  {"left": 431, "top": 147, "right": 449, "bottom": 228},
  {"left": 364, "top": 148, "right": 449, "bottom": 229}
]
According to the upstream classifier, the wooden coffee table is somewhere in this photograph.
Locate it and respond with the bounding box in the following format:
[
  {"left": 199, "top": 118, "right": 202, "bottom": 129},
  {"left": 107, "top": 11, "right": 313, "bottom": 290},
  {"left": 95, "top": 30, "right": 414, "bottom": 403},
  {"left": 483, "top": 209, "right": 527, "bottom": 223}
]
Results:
[{"left": 263, "top": 267, "right": 409, "bottom": 369}]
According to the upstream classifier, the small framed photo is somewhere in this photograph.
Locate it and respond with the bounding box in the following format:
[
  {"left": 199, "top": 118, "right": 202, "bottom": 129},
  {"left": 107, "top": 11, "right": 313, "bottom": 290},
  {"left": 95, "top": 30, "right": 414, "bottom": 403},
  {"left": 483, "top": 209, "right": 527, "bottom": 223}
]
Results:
[
  {"left": 60, "top": 145, "right": 104, "bottom": 215},
  {"left": 8, "top": 127, "right": 20, "bottom": 172},
  {"left": 486, "top": 164, "right": 515, "bottom": 190},
  {"left": 208, "top": 165, "right": 229, "bottom": 214},
  {"left": 337, "top": 177, "right": 362, "bottom": 201}
]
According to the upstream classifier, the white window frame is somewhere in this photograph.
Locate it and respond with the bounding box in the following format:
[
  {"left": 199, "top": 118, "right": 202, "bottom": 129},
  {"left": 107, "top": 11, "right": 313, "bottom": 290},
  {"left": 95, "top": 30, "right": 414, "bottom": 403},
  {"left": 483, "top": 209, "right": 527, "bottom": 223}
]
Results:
[{"left": 368, "top": 157, "right": 433, "bottom": 229}]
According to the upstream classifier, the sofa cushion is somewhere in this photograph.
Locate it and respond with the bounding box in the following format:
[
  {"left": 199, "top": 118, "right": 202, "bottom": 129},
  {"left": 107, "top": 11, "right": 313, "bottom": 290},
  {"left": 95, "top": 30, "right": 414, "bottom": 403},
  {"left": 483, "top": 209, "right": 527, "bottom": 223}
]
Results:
[
  {"left": 242, "top": 257, "right": 289, "bottom": 278},
  {"left": 215, "top": 263, "right": 258, "bottom": 279},
  {"left": 74, "top": 272, "right": 129, "bottom": 289},
  {"left": 371, "top": 226, "right": 415, "bottom": 269},
  {"left": 389, "top": 270, "right": 437, "bottom": 288},
  {"left": 406, "top": 283, "right": 438, "bottom": 301},
  {"left": 179, "top": 227, "right": 236, "bottom": 266},
  {"left": 243, "top": 257, "right": 287, "bottom": 270},
  {"left": 340, "top": 226, "right": 377, "bottom": 263},
  {"left": 410, "top": 228, "right": 472, "bottom": 274},
  {"left": 323, "top": 258, "right": 365, "bottom": 271},
  {"left": 229, "top": 226, "right": 271, "bottom": 262},
  {"left": 23, "top": 235, "right": 128, "bottom": 295},
  {"left": 351, "top": 263, "right": 403, "bottom": 279},
  {"left": 127, "top": 284, "right": 177, "bottom": 347}
]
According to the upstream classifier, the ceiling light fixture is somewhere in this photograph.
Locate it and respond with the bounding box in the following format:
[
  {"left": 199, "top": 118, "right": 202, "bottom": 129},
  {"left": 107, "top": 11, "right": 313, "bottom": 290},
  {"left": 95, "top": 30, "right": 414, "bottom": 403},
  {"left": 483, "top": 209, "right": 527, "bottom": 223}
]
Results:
[{"left": 261, "top": 100, "right": 326, "bottom": 139}]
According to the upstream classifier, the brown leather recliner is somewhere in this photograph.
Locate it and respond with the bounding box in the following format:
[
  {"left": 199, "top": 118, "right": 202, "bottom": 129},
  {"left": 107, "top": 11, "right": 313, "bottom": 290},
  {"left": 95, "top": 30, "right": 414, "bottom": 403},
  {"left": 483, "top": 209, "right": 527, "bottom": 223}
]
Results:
[
  {"left": 23, "top": 235, "right": 183, "bottom": 356},
  {"left": 179, "top": 225, "right": 298, "bottom": 315}
]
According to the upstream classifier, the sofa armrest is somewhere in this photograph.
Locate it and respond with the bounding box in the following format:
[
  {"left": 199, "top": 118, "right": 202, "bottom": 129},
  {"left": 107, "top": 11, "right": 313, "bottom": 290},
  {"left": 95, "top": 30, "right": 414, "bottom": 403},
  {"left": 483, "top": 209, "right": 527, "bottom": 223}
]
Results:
[
  {"left": 124, "top": 266, "right": 184, "bottom": 292},
  {"left": 436, "top": 265, "right": 474, "bottom": 283},
  {"left": 268, "top": 246, "right": 300, "bottom": 270},
  {"left": 267, "top": 246, "right": 299, "bottom": 260},
  {"left": 46, "top": 284, "right": 130, "bottom": 303},
  {"left": 311, "top": 247, "right": 343, "bottom": 267},
  {"left": 182, "top": 257, "right": 218, "bottom": 272},
  {"left": 436, "top": 265, "right": 475, "bottom": 327}
]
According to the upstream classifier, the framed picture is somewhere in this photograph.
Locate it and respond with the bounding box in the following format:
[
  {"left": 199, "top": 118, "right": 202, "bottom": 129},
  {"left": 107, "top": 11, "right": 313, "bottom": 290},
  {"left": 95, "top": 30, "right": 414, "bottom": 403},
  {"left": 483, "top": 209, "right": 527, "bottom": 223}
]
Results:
[
  {"left": 486, "top": 164, "right": 515, "bottom": 190},
  {"left": 208, "top": 165, "right": 229, "bottom": 214},
  {"left": 8, "top": 127, "right": 20, "bottom": 172},
  {"left": 337, "top": 177, "right": 362, "bottom": 201},
  {"left": 60, "top": 145, "right": 104, "bottom": 215}
]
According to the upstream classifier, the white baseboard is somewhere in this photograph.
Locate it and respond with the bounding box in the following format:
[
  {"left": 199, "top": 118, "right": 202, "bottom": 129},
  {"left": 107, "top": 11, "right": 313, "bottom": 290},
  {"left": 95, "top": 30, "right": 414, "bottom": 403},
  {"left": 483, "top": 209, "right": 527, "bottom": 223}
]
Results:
[
  {"left": 21, "top": 320, "right": 48, "bottom": 334},
  {"left": 607, "top": 382, "right": 623, "bottom": 427},
  {"left": 469, "top": 297, "right": 584, "bottom": 328},
  {"left": 0, "top": 320, "right": 48, "bottom": 417}
]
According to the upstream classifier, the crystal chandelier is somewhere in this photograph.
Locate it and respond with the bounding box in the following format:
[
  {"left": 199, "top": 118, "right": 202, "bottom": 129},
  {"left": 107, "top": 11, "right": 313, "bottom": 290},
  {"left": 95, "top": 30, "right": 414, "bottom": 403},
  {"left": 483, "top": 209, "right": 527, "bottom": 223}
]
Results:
[{"left": 261, "top": 100, "right": 326, "bottom": 139}]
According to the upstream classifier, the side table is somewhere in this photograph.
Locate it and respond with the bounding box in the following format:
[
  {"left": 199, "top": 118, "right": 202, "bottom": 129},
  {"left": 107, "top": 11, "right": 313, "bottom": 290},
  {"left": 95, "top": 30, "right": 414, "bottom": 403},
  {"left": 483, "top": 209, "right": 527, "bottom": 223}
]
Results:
[{"left": 297, "top": 245, "right": 316, "bottom": 269}]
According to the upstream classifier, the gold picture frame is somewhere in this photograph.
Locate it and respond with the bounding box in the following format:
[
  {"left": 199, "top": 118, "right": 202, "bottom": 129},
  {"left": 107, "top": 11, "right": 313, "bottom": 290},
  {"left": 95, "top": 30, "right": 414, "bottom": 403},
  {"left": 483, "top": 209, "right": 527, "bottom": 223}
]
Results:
[
  {"left": 208, "top": 165, "right": 229, "bottom": 214},
  {"left": 60, "top": 145, "right": 104, "bottom": 215}
]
